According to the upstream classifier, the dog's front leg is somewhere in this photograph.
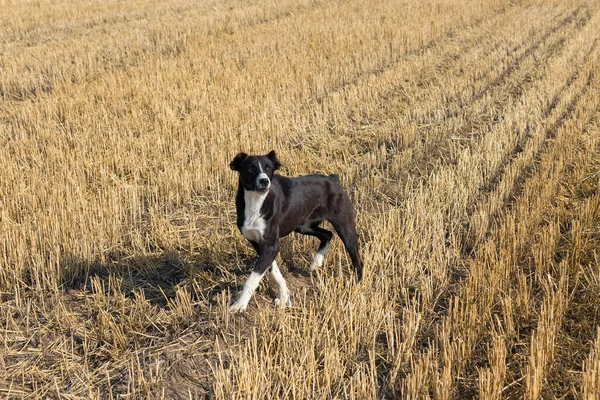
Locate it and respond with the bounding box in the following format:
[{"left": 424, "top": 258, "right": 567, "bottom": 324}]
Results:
[
  {"left": 229, "top": 240, "right": 280, "bottom": 313},
  {"left": 270, "top": 260, "right": 291, "bottom": 308}
]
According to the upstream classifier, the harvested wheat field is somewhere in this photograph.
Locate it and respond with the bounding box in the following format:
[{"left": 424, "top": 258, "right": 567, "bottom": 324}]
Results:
[{"left": 2, "top": 0, "right": 600, "bottom": 398}]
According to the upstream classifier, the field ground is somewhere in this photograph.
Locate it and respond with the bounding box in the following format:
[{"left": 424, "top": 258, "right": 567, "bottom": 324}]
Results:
[{"left": 1, "top": 0, "right": 600, "bottom": 398}]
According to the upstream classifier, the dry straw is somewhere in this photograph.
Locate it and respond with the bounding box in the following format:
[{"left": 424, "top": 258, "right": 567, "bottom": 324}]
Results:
[{"left": 1, "top": 0, "right": 600, "bottom": 398}]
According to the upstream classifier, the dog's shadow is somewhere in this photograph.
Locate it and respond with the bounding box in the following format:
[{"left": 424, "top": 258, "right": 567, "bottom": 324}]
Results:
[
  {"left": 285, "top": 261, "right": 311, "bottom": 279},
  {"left": 59, "top": 243, "right": 317, "bottom": 309},
  {"left": 59, "top": 248, "right": 256, "bottom": 308}
]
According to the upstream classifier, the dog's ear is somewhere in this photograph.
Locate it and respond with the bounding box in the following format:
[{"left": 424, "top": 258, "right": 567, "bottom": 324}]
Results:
[
  {"left": 267, "top": 150, "right": 281, "bottom": 171},
  {"left": 230, "top": 152, "right": 248, "bottom": 171}
]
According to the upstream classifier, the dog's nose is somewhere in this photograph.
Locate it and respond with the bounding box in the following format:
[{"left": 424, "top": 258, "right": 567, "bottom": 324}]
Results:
[
  {"left": 255, "top": 173, "right": 270, "bottom": 190},
  {"left": 258, "top": 178, "right": 269, "bottom": 186}
]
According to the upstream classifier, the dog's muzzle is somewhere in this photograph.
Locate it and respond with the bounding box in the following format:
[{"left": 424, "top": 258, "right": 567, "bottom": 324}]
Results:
[{"left": 255, "top": 173, "right": 270, "bottom": 191}]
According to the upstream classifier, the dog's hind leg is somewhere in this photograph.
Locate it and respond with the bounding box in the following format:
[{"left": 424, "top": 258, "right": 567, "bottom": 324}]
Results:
[
  {"left": 330, "top": 201, "right": 363, "bottom": 281},
  {"left": 270, "top": 261, "right": 291, "bottom": 308},
  {"left": 296, "top": 222, "right": 333, "bottom": 271},
  {"left": 332, "top": 221, "right": 363, "bottom": 281},
  {"left": 309, "top": 227, "right": 333, "bottom": 271}
]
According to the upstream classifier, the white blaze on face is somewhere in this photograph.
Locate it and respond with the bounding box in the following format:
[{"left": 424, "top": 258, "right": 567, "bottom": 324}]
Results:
[{"left": 256, "top": 160, "right": 270, "bottom": 189}]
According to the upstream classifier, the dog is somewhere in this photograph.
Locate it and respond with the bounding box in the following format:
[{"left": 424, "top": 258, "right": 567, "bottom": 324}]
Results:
[{"left": 228, "top": 150, "right": 363, "bottom": 312}]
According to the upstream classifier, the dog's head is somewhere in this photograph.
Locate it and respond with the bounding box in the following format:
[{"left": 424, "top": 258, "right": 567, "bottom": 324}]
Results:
[{"left": 230, "top": 150, "right": 281, "bottom": 193}]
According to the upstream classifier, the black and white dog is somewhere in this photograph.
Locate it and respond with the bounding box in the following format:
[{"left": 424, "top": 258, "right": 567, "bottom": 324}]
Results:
[{"left": 229, "top": 150, "right": 363, "bottom": 312}]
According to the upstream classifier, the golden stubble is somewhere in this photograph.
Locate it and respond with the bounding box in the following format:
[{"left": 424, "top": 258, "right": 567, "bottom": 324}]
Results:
[{"left": 1, "top": 0, "right": 599, "bottom": 398}]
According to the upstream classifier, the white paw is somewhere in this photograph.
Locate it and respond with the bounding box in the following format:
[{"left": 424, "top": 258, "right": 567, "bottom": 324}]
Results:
[
  {"left": 310, "top": 253, "right": 324, "bottom": 271},
  {"left": 273, "top": 296, "right": 292, "bottom": 308},
  {"left": 229, "top": 298, "right": 249, "bottom": 313}
]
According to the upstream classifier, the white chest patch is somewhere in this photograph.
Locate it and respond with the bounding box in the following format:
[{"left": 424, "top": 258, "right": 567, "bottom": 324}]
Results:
[{"left": 241, "top": 189, "right": 267, "bottom": 243}]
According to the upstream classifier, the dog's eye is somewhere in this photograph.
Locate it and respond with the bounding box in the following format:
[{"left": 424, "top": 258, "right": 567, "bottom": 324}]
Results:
[{"left": 264, "top": 165, "right": 271, "bottom": 172}]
